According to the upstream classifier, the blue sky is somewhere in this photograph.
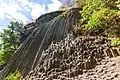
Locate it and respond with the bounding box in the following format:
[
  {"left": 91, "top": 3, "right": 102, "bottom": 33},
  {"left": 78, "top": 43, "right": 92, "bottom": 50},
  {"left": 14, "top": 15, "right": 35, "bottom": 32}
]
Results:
[{"left": 0, "top": 0, "right": 62, "bottom": 31}]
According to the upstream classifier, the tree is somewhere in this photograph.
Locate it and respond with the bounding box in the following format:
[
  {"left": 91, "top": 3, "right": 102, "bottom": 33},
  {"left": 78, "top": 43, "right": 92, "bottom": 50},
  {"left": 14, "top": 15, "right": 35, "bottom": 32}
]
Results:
[{"left": 0, "top": 21, "right": 23, "bottom": 64}]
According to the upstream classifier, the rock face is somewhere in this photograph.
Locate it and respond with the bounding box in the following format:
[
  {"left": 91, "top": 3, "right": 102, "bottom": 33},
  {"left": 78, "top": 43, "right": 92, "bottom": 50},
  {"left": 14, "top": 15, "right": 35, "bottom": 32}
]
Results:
[
  {"left": 0, "top": 8, "right": 82, "bottom": 79},
  {"left": 23, "top": 33, "right": 120, "bottom": 80},
  {"left": 78, "top": 57, "right": 120, "bottom": 80},
  {"left": 20, "top": 10, "right": 65, "bottom": 43},
  {"left": 0, "top": 7, "right": 120, "bottom": 80}
]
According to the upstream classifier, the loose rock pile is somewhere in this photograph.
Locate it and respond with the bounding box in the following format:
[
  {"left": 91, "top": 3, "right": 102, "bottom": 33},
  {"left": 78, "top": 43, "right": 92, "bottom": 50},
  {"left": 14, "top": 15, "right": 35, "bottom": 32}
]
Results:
[{"left": 24, "top": 33, "right": 119, "bottom": 80}]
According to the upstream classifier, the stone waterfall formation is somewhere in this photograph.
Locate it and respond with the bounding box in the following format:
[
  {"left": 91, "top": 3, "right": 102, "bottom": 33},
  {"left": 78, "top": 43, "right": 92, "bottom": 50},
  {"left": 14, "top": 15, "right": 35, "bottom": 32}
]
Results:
[
  {"left": 0, "top": 8, "right": 82, "bottom": 79},
  {"left": 0, "top": 8, "right": 120, "bottom": 80}
]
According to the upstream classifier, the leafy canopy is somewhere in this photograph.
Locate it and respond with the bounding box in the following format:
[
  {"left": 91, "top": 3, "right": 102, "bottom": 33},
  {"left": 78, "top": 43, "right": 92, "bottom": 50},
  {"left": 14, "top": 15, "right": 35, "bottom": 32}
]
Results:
[
  {"left": 0, "top": 21, "right": 23, "bottom": 64},
  {"left": 79, "top": 0, "right": 120, "bottom": 36}
]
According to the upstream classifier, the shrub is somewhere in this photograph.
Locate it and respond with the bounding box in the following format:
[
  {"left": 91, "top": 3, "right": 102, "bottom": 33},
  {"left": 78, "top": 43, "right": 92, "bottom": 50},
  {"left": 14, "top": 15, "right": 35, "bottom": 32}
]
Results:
[
  {"left": 111, "top": 38, "right": 120, "bottom": 46},
  {"left": 4, "top": 70, "right": 22, "bottom": 80},
  {"left": 86, "top": 8, "right": 116, "bottom": 30},
  {"left": 107, "top": 12, "right": 120, "bottom": 37},
  {"left": 80, "top": 0, "right": 104, "bottom": 22},
  {"left": 116, "top": 0, "right": 120, "bottom": 9},
  {"left": 78, "top": 0, "right": 120, "bottom": 36},
  {"left": 80, "top": 0, "right": 118, "bottom": 23},
  {"left": 0, "top": 50, "right": 11, "bottom": 64}
]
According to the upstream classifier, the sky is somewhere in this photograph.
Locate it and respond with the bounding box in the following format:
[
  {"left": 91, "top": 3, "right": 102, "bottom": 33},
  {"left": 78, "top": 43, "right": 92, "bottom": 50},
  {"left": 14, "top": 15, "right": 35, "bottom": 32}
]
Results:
[{"left": 0, "top": 0, "right": 63, "bottom": 31}]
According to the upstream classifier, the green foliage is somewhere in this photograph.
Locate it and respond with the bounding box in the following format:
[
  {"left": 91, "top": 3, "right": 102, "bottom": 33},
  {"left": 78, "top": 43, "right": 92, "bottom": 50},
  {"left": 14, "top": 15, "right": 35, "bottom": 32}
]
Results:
[
  {"left": 117, "top": 0, "right": 120, "bottom": 8},
  {"left": 103, "top": 0, "right": 118, "bottom": 9},
  {"left": 0, "top": 21, "right": 23, "bottom": 64},
  {"left": 86, "top": 8, "right": 116, "bottom": 30},
  {"left": 0, "top": 50, "right": 5, "bottom": 64},
  {"left": 80, "top": 0, "right": 104, "bottom": 22},
  {"left": 4, "top": 70, "right": 22, "bottom": 80},
  {"left": 0, "top": 50, "right": 11, "bottom": 64},
  {"left": 107, "top": 12, "right": 120, "bottom": 37},
  {"left": 111, "top": 38, "right": 120, "bottom": 46},
  {"left": 80, "top": 0, "right": 118, "bottom": 22},
  {"left": 79, "top": 0, "right": 120, "bottom": 36}
]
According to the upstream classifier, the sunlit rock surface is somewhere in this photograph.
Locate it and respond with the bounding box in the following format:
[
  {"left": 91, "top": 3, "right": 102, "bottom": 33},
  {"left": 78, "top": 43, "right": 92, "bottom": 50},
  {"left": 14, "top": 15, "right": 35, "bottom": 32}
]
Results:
[
  {"left": 0, "top": 7, "right": 120, "bottom": 80},
  {"left": 0, "top": 8, "right": 81, "bottom": 79},
  {"left": 24, "top": 33, "right": 120, "bottom": 80}
]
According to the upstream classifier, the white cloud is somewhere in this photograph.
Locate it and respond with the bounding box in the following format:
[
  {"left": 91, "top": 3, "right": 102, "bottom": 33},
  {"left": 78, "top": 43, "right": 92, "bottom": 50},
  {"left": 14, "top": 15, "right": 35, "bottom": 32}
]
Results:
[
  {"left": 0, "top": 2, "right": 29, "bottom": 23},
  {"left": 0, "top": 0, "right": 46, "bottom": 23},
  {"left": 0, "top": 0, "right": 62, "bottom": 25},
  {"left": 0, "top": 1, "right": 22, "bottom": 19},
  {"left": 48, "top": 0, "right": 62, "bottom": 12},
  {"left": 31, "top": 3, "right": 45, "bottom": 19}
]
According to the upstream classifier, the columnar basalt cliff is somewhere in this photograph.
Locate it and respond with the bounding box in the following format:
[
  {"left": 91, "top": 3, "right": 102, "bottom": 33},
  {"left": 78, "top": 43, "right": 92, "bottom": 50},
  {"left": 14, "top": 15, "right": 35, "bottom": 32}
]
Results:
[
  {"left": 24, "top": 34, "right": 120, "bottom": 80},
  {"left": 0, "top": 8, "right": 82, "bottom": 79},
  {"left": 0, "top": 8, "right": 120, "bottom": 80}
]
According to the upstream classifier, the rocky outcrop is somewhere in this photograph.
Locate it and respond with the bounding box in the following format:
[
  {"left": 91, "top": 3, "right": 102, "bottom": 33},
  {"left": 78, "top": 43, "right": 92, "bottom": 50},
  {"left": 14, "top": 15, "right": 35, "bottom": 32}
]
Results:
[
  {"left": 23, "top": 33, "right": 120, "bottom": 80},
  {"left": 20, "top": 10, "right": 65, "bottom": 43},
  {"left": 0, "top": 7, "right": 119, "bottom": 80},
  {"left": 0, "top": 8, "right": 82, "bottom": 79}
]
